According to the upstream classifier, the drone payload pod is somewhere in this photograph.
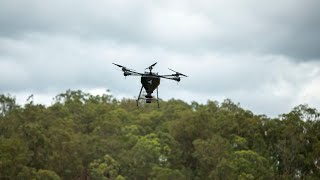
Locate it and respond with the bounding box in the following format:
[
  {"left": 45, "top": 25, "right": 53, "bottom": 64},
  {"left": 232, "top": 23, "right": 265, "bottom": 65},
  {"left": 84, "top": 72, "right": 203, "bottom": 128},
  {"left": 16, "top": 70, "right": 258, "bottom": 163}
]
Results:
[{"left": 112, "top": 62, "right": 188, "bottom": 108}]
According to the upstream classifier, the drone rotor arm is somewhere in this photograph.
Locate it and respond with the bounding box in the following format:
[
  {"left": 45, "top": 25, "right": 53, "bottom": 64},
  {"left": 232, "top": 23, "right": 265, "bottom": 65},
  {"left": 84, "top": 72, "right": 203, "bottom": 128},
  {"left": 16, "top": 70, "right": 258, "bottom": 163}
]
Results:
[
  {"left": 113, "top": 63, "right": 141, "bottom": 73},
  {"left": 125, "top": 70, "right": 144, "bottom": 76},
  {"left": 158, "top": 74, "right": 176, "bottom": 77},
  {"left": 168, "top": 68, "right": 188, "bottom": 77},
  {"left": 152, "top": 74, "right": 181, "bottom": 82},
  {"left": 152, "top": 74, "right": 171, "bottom": 79}
]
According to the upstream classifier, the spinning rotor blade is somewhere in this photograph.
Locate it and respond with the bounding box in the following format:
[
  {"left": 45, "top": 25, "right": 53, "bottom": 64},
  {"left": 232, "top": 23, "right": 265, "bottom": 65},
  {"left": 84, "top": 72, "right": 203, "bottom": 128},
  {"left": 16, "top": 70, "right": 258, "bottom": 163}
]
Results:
[
  {"left": 146, "top": 62, "right": 157, "bottom": 70},
  {"left": 112, "top": 63, "right": 135, "bottom": 71},
  {"left": 112, "top": 63, "right": 124, "bottom": 68},
  {"left": 168, "top": 68, "right": 188, "bottom": 77}
]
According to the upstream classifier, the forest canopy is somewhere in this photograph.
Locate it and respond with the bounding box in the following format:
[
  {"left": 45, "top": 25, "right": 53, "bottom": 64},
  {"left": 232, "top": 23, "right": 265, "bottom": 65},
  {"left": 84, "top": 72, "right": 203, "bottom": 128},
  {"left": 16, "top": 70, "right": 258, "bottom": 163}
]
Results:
[{"left": 1, "top": 90, "right": 320, "bottom": 179}]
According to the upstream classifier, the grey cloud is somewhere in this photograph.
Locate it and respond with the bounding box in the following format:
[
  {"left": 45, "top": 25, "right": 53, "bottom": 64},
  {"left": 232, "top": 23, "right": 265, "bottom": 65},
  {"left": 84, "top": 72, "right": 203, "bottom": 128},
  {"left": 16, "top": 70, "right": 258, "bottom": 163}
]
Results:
[
  {"left": 0, "top": 35, "right": 109, "bottom": 92},
  {"left": 1, "top": 0, "right": 320, "bottom": 59},
  {"left": 2, "top": 33, "right": 318, "bottom": 96},
  {"left": 0, "top": 0, "right": 149, "bottom": 42},
  {"left": 0, "top": 34, "right": 159, "bottom": 94}
]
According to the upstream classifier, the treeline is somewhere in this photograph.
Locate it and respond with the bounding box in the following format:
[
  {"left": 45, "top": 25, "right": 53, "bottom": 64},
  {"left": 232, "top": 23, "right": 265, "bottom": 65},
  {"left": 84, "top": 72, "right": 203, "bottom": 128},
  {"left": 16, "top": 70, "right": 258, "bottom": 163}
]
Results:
[{"left": 1, "top": 90, "right": 320, "bottom": 179}]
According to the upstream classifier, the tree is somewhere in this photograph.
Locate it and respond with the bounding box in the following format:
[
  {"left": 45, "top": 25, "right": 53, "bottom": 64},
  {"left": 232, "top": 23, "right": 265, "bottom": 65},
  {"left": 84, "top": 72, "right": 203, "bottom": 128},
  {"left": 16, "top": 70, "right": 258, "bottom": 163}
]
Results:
[
  {"left": 36, "top": 169, "right": 61, "bottom": 180},
  {"left": 89, "top": 155, "right": 123, "bottom": 180},
  {"left": 0, "top": 137, "right": 29, "bottom": 179},
  {"left": 128, "top": 133, "right": 163, "bottom": 178},
  {"left": 192, "top": 135, "right": 231, "bottom": 178},
  {"left": 212, "top": 150, "right": 273, "bottom": 179},
  {"left": 0, "top": 94, "right": 18, "bottom": 117},
  {"left": 151, "top": 166, "right": 185, "bottom": 180},
  {"left": 1, "top": 90, "right": 320, "bottom": 179}
]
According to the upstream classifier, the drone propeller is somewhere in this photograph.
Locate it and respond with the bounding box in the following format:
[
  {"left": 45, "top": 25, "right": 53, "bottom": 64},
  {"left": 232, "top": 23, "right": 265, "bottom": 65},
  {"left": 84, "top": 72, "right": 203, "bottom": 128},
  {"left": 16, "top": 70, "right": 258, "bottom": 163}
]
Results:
[
  {"left": 112, "top": 63, "right": 135, "bottom": 71},
  {"left": 145, "top": 62, "right": 157, "bottom": 71},
  {"left": 168, "top": 68, "right": 188, "bottom": 77},
  {"left": 112, "top": 63, "right": 124, "bottom": 68}
]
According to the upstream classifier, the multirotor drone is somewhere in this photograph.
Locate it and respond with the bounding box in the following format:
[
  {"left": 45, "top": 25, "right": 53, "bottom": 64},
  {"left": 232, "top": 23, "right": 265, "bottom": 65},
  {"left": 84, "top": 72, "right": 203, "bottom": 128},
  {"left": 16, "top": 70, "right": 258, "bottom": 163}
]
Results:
[{"left": 112, "top": 62, "right": 188, "bottom": 108}]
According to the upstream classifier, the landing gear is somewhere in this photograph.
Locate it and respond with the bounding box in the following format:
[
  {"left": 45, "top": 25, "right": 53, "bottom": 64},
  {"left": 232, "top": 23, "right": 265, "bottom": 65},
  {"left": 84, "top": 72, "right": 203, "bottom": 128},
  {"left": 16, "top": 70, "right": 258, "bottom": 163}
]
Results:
[{"left": 136, "top": 86, "right": 160, "bottom": 108}]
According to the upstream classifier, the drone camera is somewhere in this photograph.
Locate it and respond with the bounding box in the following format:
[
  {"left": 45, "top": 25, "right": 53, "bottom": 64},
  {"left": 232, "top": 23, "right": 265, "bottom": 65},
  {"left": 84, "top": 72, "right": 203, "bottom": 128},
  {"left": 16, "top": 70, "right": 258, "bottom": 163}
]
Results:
[{"left": 145, "top": 93, "right": 153, "bottom": 98}]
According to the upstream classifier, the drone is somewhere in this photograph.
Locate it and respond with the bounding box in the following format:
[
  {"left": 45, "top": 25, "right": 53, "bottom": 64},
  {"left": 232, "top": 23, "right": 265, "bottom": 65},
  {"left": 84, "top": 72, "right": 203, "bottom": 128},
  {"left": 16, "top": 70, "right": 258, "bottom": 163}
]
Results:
[{"left": 113, "top": 62, "right": 188, "bottom": 108}]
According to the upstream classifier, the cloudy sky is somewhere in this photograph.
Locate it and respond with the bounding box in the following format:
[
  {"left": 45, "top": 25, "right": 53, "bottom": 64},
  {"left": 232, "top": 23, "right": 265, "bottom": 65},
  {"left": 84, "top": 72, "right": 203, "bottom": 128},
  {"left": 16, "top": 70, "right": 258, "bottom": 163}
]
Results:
[{"left": 1, "top": 0, "right": 320, "bottom": 117}]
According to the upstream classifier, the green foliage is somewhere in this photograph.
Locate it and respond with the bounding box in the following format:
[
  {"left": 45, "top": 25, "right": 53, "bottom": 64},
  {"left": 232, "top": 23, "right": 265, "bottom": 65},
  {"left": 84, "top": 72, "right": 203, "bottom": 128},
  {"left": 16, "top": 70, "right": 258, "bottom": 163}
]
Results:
[
  {"left": 0, "top": 91, "right": 319, "bottom": 179},
  {"left": 36, "top": 169, "right": 61, "bottom": 180},
  {"left": 193, "top": 135, "right": 231, "bottom": 178},
  {"left": 151, "top": 166, "right": 186, "bottom": 180},
  {"left": 126, "top": 133, "right": 163, "bottom": 178},
  {"left": 0, "top": 137, "right": 29, "bottom": 178},
  {"left": 89, "top": 155, "right": 122, "bottom": 179}
]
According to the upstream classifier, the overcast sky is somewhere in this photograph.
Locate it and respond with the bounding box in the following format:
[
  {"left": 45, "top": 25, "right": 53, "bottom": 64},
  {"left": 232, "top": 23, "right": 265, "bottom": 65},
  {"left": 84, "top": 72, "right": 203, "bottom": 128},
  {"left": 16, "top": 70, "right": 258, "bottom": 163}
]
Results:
[{"left": 1, "top": 0, "right": 320, "bottom": 117}]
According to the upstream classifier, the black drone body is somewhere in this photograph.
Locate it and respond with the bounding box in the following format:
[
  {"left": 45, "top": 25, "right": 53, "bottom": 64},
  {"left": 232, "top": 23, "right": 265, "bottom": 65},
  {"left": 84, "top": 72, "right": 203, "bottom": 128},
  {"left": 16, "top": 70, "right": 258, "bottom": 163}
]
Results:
[{"left": 112, "top": 62, "right": 188, "bottom": 108}]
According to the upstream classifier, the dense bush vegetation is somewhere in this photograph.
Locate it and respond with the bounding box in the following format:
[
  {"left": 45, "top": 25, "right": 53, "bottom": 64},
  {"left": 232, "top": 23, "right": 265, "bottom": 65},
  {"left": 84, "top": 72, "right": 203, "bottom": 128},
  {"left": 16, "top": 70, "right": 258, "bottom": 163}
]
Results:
[{"left": 1, "top": 90, "right": 320, "bottom": 179}]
